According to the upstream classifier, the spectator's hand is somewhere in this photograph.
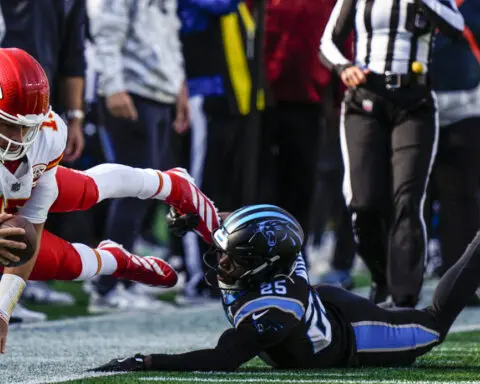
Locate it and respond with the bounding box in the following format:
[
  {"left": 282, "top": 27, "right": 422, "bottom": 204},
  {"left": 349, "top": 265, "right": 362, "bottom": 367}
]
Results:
[
  {"left": 106, "top": 92, "right": 138, "bottom": 121},
  {"left": 63, "top": 119, "right": 85, "bottom": 163},
  {"left": 173, "top": 83, "right": 189, "bottom": 134},
  {"left": 0, "top": 315, "right": 8, "bottom": 353},
  {"left": 340, "top": 66, "right": 371, "bottom": 88}
]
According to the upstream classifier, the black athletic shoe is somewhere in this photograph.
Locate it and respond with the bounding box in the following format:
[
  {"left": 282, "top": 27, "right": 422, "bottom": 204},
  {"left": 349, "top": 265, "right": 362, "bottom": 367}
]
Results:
[
  {"left": 89, "top": 354, "right": 146, "bottom": 372},
  {"left": 369, "top": 282, "right": 389, "bottom": 304}
]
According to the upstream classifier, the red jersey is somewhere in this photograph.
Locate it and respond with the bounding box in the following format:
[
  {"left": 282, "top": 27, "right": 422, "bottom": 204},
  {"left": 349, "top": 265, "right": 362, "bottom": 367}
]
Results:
[{"left": 249, "top": 0, "right": 353, "bottom": 103}]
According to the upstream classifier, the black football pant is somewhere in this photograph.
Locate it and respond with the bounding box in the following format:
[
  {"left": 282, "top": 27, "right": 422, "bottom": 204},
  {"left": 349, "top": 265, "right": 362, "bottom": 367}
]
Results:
[
  {"left": 317, "top": 229, "right": 480, "bottom": 366},
  {"left": 341, "top": 83, "right": 438, "bottom": 306}
]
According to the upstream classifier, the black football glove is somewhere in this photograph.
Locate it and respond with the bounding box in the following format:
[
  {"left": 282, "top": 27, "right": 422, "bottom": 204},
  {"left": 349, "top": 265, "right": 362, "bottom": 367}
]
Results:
[
  {"left": 88, "top": 354, "right": 146, "bottom": 372},
  {"left": 166, "top": 207, "right": 200, "bottom": 237}
]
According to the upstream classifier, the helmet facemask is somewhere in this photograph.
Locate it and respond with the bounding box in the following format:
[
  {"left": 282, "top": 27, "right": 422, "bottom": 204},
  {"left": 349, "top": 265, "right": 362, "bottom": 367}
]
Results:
[
  {"left": 203, "top": 248, "right": 246, "bottom": 290},
  {"left": 203, "top": 243, "right": 282, "bottom": 290},
  {"left": 0, "top": 108, "right": 50, "bottom": 162}
]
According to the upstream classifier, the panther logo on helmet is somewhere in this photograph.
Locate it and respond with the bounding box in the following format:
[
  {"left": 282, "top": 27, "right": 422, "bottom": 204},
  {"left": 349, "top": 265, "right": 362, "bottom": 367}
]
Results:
[{"left": 253, "top": 220, "right": 290, "bottom": 250}]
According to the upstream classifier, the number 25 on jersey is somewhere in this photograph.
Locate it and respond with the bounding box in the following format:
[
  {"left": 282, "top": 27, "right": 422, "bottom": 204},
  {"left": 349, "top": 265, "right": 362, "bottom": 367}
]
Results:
[{"left": 260, "top": 280, "right": 287, "bottom": 295}]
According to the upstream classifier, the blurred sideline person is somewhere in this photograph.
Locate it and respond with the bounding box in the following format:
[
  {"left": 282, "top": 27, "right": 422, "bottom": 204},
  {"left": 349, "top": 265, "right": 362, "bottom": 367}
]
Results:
[
  {"left": 177, "top": 0, "right": 263, "bottom": 303},
  {"left": 257, "top": 0, "right": 341, "bottom": 253},
  {"left": 89, "top": 0, "right": 188, "bottom": 311}
]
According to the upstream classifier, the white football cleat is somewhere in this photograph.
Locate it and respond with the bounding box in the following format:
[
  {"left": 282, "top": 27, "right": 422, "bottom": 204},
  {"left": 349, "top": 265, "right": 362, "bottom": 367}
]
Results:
[
  {"left": 23, "top": 281, "right": 76, "bottom": 305},
  {"left": 10, "top": 303, "right": 47, "bottom": 324},
  {"left": 87, "top": 284, "right": 173, "bottom": 314}
]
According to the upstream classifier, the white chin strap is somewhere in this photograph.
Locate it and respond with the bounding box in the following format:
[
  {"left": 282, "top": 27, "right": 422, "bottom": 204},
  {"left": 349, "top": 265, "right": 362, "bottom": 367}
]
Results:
[
  {"left": 0, "top": 126, "right": 40, "bottom": 162},
  {"left": 238, "top": 255, "right": 281, "bottom": 281},
  {"left": 218, "top": 280, "right": 244, "bottom": 290}
]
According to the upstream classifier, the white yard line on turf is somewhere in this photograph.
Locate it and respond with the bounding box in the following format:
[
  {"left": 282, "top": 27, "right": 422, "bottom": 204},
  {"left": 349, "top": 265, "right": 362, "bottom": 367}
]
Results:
[
  {"left": 193, "top": 372, "right": 368, "bottom": 377},
  {"left": 22, "top": 372, "right": 127, "bottom": 384},
  {"left": 11, "top": 301, "right": 221, "bottom": 330},
  {"left": 451, "top": 323, "right": 480, "bottom": 333},
  {"left": 138, "top": 378, "right": 480, "bottom": 384}
]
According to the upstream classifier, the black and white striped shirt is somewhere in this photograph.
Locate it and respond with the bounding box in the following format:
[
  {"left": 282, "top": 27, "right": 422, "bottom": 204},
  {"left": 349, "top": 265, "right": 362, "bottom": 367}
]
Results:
[{"left": 320, "top": 0, "right": 464, "bottom": 75}]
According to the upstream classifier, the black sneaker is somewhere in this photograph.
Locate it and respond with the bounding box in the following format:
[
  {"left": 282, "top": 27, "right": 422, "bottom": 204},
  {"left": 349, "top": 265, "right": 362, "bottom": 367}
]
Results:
[
  {"left": 369, "top": 282, "right": 389, "bottom": 304},
  {"left": 89, "top": 354, "right": 146, "bottom": 372},
  {"left": 176, "top": 274, "right": 221, "bottom": 306}
]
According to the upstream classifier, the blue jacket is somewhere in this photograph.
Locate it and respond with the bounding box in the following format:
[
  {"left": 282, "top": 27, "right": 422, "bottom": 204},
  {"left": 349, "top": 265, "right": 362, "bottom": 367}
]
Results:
[{"left": 179, "top": 0, "right": 241, "bottom": 34}]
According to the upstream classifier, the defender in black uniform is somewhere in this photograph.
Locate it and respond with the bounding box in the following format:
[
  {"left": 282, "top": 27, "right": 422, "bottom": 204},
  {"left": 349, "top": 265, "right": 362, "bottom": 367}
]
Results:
[{"left": 92, "top": 205, "right": 480, "bottom": 371}]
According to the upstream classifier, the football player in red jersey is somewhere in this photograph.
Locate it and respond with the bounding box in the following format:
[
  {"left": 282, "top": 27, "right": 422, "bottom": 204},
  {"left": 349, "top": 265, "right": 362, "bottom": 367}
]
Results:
[{"left": 0, "top": 48, "right": 219, "bottom": 354}]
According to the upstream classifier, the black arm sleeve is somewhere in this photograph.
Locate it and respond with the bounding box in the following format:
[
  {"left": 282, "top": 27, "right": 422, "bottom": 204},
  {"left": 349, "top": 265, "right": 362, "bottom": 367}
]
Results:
[
  {"left": 418, "top": 0, "right": 464, "bottom": 39},
  {"left": 147, "top": 327, "right": 261, "bottom": 371},
  {"left": 147, "top": 309, "right": 298, "bottom": 371},
  {"left": 319, "top": 0, "right": 357, "bottom": 76}
]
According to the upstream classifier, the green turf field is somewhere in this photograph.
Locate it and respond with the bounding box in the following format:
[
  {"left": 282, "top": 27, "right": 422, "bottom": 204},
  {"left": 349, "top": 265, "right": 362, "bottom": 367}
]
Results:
[{"left": 58, "top": 331, "right": 480, "bottom": 384}]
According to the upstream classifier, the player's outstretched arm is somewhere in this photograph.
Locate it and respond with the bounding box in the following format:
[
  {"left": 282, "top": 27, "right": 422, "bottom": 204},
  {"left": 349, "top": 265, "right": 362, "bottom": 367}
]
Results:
[{"left": 90, "top": 327, "right": 261, "bottom": 372}]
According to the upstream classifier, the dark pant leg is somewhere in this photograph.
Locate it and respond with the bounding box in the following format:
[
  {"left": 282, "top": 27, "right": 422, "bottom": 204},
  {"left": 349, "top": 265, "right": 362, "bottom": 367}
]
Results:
[
  {"left": 94, "top": 95, "right": 172, "bottom": 296},
  {"left": 321, "top": 234, "right": 480, "bottom": 368},
  {"left": 273, "top": 102, "right": 324, "bottom": 238},
  {"left": 195, "top": 98, "right": 247, "bottom": 295},
  {"left": 201, "top": 98, "right": 247, "bottom": 212},
  {"left": 433, "top": 117, "right": 480, "bottom": 274},
  {"left": 388, "top": 92, "right": 438, "bottom": 306},
  {"left": 317, "top": 285, "right": 440, "bottom": 367},
  {"left": 331, "top": 197, "right": 356, "bottom": 271},
  {"left": 342, "top": 88, "right": 391, "bottom": 288},
  {"left": 429, "top": 229, "right": 480, "bottom": 334}
]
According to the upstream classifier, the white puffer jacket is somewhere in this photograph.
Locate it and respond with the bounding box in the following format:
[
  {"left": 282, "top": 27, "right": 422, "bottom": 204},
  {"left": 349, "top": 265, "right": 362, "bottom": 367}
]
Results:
[{"left": 89, "top": 0, "right": 184, "bottom": 104}]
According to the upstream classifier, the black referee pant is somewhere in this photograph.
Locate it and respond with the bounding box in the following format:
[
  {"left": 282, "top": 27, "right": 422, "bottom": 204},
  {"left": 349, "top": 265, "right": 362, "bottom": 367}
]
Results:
[
  {"left": 317, "top": 229, "right": 480, "bottom": 367},
  {"left": 341, "top": 80, "right": 439, "bottom": 307}
]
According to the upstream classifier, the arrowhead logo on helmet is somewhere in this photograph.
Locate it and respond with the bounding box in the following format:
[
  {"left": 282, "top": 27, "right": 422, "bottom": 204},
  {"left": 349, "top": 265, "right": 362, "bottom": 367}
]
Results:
[{"left": 0, "top": 48, "right": 50, "bottom": 162}]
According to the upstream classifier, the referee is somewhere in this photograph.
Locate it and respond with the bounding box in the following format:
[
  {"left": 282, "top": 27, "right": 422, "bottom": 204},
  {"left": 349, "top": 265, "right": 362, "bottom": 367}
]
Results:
[{"left": 320, "top": 0, "right": 464, "bottom": 308}]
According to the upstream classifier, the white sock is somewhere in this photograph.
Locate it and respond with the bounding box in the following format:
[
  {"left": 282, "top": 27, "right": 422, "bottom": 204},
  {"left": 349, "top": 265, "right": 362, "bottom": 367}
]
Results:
[
  {"left": 84, "top": 163, "right": 172, "bottom": 202},
  {"left": 72, "top": 243, "right": 118, "bottom": 280}
]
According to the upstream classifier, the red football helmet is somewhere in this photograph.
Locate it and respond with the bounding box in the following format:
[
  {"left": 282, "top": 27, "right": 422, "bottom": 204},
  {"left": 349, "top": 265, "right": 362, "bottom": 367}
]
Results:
[{"left": 0, "top": 48, "right": 50, "bottom": 161}]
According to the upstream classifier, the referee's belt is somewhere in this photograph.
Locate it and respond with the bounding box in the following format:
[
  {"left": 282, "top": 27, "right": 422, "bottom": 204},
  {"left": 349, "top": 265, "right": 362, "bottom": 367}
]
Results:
[{"left": 368, "top": 72, "right": 428, "bottom": 90}]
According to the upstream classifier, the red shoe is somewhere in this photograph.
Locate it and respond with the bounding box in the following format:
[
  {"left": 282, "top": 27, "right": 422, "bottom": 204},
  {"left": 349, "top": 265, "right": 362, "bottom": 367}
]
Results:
[
  {"left": 99, "top": 240, "right": 178, "bottom": 287},
  {"left": 164, "top": 168, "right": 220, "bottom": 243}
]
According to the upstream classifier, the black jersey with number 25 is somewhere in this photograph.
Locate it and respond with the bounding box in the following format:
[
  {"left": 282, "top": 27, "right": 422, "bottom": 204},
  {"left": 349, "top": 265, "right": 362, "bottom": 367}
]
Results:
[{"left": 220, "top": 255, "right": 356, "bottom": 369}]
